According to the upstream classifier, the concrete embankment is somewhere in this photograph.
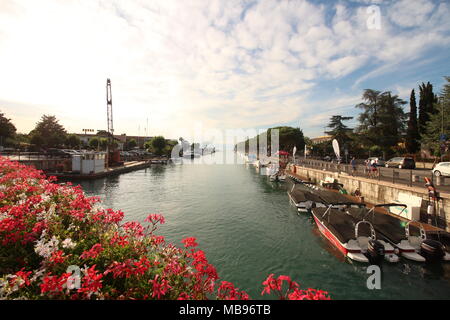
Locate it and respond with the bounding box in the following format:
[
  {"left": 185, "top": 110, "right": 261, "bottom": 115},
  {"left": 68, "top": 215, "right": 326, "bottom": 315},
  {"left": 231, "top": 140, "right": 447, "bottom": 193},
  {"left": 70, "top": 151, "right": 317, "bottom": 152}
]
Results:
[{"left": 287, "top": 164, "right": 450, "bottom": 231}]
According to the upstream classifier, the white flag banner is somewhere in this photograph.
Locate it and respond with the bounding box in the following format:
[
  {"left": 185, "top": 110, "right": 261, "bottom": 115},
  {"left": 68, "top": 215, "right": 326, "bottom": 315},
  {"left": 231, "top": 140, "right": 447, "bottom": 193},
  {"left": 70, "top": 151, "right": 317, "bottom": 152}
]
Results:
[{"left": 332, "top": 139, "right": 340, "bottom": 160}]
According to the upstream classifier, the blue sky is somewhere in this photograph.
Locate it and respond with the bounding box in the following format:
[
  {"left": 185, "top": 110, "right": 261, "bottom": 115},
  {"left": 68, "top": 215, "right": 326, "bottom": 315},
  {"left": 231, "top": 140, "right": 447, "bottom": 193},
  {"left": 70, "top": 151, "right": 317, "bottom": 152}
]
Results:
[{"left": 0, "top": 0, "right": 449, "bottom": 140}]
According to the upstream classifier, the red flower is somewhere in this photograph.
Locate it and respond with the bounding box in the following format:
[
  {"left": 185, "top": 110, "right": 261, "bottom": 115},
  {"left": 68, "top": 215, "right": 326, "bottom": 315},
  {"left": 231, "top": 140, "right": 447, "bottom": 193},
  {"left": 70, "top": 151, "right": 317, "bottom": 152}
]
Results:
[
  {"left": 217, "top": 281, "right": 249, "bottom": 300},
  {"left": 10, "top": 269, "right": 32, "bottom": 288},
  {"left": 177, "top": 292, "right": 191, "bottom": 300},
  {"left": 123, "top": 221, "right": 145, "bottom": 237},
  {"left": 181, "top": 237, "right": 198, "bottom": 248},
  {"left": 145, "top": 213, "right": 165, "bottom": 225},
  {"left": 49, "top": 250, "right": 66, "bottom": 264},
  {"left": 149, "top": 275, "right": 171, "bottom": 299},
  {"left": 151, "top": 235, "right": 165, "bottom": 246},
  {"left": 78, "top": 265, "right": 103, "bottom": 296},
  {"left": 40, "top": 273, "right": 71, "bottom": 295},
  {"left": 288, "top": 288, "right": 331, "bottom": 300},
  {"left": 261, "top": 273, "right": 280, "bottom": 295},
  {"left": 80, "top": 243, "right": 104, "bottom": 260}
]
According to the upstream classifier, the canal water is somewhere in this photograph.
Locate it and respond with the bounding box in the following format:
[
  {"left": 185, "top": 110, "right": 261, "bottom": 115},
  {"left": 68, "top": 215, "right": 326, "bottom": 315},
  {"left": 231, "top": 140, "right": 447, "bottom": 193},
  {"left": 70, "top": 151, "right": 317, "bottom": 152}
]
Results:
[{"left": 77, "top": 153, "right": 450, "bottom": 300}]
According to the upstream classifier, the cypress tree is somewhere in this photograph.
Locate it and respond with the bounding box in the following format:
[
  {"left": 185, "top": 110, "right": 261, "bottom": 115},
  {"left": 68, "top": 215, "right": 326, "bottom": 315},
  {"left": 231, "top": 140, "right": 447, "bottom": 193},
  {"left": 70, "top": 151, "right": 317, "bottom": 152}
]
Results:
[
  {"left": 418, "top": 82, "right": 436, "bottom": 135},
  {"left": 422, "top": 76, "right": 450, "bottom": 157},
  {"left": 405, "top": 89, "right": 420, "bottom": 153}
]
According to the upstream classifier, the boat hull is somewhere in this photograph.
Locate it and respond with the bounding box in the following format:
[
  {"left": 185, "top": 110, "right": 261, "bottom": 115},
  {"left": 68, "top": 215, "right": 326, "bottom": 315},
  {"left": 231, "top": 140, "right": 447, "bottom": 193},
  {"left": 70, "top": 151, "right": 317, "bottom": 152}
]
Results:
[{"left": 312, "top": 212, "right": 368, "bottom": 263}]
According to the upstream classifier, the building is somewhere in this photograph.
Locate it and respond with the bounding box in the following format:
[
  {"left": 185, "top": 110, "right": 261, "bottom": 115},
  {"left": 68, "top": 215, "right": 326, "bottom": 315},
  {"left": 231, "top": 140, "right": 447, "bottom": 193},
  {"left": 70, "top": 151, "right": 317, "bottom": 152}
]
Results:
[
  {"left": 310, "top": 135, "right": 332, "bottom": 145},
  {"left": 75, "top": 132, "right": 152, "bottom": 150}
]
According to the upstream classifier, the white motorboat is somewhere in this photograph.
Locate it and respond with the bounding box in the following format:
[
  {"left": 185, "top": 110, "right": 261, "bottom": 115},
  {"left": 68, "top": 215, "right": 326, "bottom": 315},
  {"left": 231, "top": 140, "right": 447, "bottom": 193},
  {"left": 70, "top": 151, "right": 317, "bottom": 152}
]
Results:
[
  {"left": 312, "top": 204, "right": 399, "bottom": 263},
  {"left": 346, "top": 204, "right": 450, "bottom": 262}
]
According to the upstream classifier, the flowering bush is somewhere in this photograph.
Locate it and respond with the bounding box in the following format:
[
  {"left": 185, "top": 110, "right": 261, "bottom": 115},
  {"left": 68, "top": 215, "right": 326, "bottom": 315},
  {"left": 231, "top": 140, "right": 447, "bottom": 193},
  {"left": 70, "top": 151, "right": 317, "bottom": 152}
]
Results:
[{"left": 0, "top": 157, "right": 330, "bottom": 300}]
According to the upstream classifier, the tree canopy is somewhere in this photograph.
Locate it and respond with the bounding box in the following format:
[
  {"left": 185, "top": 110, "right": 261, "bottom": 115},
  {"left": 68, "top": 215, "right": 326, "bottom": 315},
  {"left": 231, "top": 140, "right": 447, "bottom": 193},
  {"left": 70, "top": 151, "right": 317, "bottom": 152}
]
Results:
[
  {"left": 146, "top": 136, "right": 167, "bottom": 155},
  {"left": 236, "top": 126, "right": 305, "bottom": 156},
  {"left": 66, "top": 134, "right": 81, "bottom": 149},
  {"left": 421, "top": 77, "right": 450, "bottom": 157},
  {"left": 406, "top": 89, "right": 420, "bottom": 154},
  {"left": 0, "top": 111, "right": 17, "bottom": 146},
  {"left": 29, "top": 115, "right": 67, "bottom": 149},
  {"left": 418, "top": 82, "right": 438, "bottom": 136},
  {"left": 126, "top": 139, "right": 137, "bottom": 150},
  {"left": 355, "top": 90, "right": 406, "bottom": 157},
  {"left": 325, "top": 115, "right": 353, "bottom": 145}
]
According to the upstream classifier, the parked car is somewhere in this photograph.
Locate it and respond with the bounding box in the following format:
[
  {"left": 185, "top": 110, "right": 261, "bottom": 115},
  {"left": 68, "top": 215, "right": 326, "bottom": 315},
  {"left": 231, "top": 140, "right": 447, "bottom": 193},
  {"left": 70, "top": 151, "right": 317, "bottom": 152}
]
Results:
[
  {"left": 45, "top": 149, "right": 72, "bottom": 158},
  {"left": 385, "top": 157, "right": 416, "bottom": 169},
  {"left": 432, "top": 162, "right": 450, "bottom": 177},
  {"left": 366, "top": 157, "right": 385, "bottom": 166},
  {"left": 62, "top": 149, "right": 81, "bottom": 155}
]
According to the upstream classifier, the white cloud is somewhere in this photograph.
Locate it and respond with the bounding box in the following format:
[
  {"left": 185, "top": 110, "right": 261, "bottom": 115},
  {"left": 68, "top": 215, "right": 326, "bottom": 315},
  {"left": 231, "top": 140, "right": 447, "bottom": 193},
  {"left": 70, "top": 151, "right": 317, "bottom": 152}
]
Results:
[
  {"left": 388, "top": 0, "right": 435, "bottom": 28},
  {"left": 0, "top": 0, "right": 449, "bottom": 139}
]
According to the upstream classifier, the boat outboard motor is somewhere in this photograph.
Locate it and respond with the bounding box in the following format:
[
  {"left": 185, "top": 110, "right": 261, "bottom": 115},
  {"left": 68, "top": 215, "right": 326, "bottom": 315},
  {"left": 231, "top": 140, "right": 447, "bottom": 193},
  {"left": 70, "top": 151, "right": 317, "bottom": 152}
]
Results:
[
  {"left": 420, "top": 239, "right": 445, "bottom": 262},
  {"left": 367, "top": 239, "right": 385, "bottom": 264}
]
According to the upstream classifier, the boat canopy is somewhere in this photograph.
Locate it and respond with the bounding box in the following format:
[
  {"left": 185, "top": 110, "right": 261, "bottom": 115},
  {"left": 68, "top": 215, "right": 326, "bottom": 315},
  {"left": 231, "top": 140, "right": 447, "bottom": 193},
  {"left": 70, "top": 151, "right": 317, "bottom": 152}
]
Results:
[{"left": 313, "top": 207, "right": 372, "bottom": 244}]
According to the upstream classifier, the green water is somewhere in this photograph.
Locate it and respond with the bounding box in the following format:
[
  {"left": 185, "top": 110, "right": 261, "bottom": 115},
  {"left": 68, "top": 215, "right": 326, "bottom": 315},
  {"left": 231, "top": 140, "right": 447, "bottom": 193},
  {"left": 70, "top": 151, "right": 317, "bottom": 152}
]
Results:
[{"left": 77, "top": 154, "right": 450, "bottom": 300}]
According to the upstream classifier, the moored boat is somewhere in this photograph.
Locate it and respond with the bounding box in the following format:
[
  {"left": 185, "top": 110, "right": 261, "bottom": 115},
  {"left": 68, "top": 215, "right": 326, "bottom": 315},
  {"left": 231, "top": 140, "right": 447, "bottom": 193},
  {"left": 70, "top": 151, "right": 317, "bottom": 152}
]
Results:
[
  {"left": 287, "top": 183, "right": 326, "bottom": 213},
  {"left": 311, "top": 204, "right": 399, "bottom": 263},
  {"left": 346, "top": 204, "right": 450, "bottom": 262}
]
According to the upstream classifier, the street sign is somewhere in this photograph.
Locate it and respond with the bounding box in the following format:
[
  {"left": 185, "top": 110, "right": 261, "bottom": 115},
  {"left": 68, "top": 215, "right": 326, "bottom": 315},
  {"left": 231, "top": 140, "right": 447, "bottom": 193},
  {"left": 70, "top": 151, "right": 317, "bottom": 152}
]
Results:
[{"left": 440, "top": 134, "right": 447, "bottom": 142}]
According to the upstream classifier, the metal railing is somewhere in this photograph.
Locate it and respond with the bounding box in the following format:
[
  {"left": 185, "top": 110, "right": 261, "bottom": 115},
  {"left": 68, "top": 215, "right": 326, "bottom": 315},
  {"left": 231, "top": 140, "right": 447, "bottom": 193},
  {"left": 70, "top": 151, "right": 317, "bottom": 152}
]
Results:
[
  {"left": 292, "top": 159, "right": 448, "bottom": 191},
  {"left": 0, "top": 151, "right": 61, "bottom": 161}
]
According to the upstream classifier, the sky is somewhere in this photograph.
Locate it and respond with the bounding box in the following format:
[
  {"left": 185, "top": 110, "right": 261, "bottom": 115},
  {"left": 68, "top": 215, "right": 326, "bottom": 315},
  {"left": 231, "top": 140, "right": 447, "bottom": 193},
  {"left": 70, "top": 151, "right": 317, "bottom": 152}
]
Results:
[{"left": 0, "top": 0, "right": 450, "bottom": 141}]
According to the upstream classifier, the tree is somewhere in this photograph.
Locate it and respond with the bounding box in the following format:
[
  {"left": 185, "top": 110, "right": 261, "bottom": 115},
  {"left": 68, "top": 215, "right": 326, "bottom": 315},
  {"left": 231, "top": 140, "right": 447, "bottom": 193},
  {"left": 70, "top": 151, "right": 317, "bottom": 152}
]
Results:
[
  {"left": 164, "top": 139, "right": 179, "bottom": 156},
  {"left": 355, "top": 90, "right": 406, "bottom": 157},
  {"left": 311, "top": 140, "right": 334, "bottom": 158},
  {"left": 355, "top": 89, "right": 383, "bottom": 147},
  {"left": 148, "top": 136, "right": 167, "bottom": 155},
  {"left": 418, "top": 82, "right": 438, "bottom": 136},
  {"left": 89, "top": 137, "right": 100, "bottom": 150},
  {"left": 269, "top": 126, "right": 305, "bottom": 154},
  {"left": 356, "top": 89, "right": 382, "bottom": 128},
  {"left": 235, "top": 126, "right": 305, "bottom": 156},
  {"left": 325, "top": 115, "right": 353, "bottom": 145},
  {"left": 0, "top": 111, "right": 17, "bottom": 146},
  {"left": 29, "top": 115, "right": 67, "bottom": 149},
  {"left": 99, "top": 138, "right": 108, "bottom": 150},
  {"left": 66, "top": 134, "right": 81, "bottom": 149},
  {"left": 422, "top": 76, "right": 450, "bottom": 157},
  {"left": 126, "top": 139, "right": 137, "bottom": 150},
  {"left": 405, "top": 89, "right": 420, "bottom": 154},
  {"left": 377, "top": 92, "right": 407, "bottom": 156}
]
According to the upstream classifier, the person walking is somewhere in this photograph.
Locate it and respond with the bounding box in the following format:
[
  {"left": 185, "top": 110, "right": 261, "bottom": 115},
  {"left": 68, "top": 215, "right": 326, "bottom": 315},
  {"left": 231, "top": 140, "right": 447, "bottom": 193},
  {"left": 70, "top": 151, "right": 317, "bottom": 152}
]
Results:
[
  {"left": 370, "top": 159, "right": 378, "bottom": 178},
  {"left": 350, "top": 157, "right": 357, "bottom": 176},
  {"left": 374, "top": 159, "right": 380, "bottom": 178}
]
